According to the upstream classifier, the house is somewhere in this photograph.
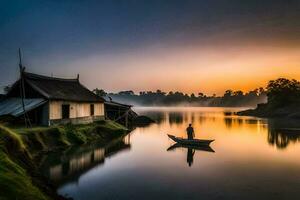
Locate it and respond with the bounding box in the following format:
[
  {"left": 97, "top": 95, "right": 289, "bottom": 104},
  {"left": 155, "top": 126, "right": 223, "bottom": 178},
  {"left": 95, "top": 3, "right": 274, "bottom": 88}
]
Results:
[{"left": 0, "top": 71, "right": 105, "bottom": 126}]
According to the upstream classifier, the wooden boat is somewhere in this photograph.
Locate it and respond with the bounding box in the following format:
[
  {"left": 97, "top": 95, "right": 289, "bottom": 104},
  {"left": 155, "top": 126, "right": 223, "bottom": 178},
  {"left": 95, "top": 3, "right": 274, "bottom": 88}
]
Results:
[
  {"left": 167, "top": 143, "right": 215, "bottom": 152},
  {"left": 167, "top": 134, "right": 214, "bottom": 146}
]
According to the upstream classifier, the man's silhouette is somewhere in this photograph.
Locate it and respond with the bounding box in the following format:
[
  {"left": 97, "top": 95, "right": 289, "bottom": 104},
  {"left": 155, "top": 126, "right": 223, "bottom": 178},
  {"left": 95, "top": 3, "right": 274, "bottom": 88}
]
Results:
[{"left": 186, "top": 124, "right": 194, "bottom": 140}]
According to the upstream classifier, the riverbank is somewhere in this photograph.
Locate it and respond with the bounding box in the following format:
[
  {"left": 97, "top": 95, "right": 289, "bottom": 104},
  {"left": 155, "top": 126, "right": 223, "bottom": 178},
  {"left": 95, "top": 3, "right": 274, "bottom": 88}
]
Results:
[
  {"left": 0, "top": 120, "right": 128, "bottom": 200},
  {"left": 237, "top": 103, "right": 300, "bottom": 118}
]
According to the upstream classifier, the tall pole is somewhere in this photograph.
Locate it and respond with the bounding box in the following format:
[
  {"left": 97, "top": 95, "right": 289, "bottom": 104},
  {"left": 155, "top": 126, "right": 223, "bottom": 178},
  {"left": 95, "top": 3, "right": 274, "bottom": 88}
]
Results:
[
  {"left": 19, "top": 48, "right": 22, "bottom": 67},
  {"left": 18, "top": 48, "right": 30, "bottom": 127}
]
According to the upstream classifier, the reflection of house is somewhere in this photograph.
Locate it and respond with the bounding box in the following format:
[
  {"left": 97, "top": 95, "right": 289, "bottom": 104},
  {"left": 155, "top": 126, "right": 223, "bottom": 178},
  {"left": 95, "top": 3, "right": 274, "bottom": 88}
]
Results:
[
  {"left": 0, "top": 71, "right": 105, "bottom": 126},
  {"left": 46, "top": 135, "right": 131, "bottom": 184}
]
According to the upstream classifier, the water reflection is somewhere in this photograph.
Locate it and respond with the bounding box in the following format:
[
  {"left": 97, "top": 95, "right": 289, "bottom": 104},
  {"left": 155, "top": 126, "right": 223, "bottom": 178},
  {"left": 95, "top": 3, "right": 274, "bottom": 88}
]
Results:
[
  {"left": 223, "top": 117, "right": 267, "bottom": 129},
  {"left": 187, "top": 148, "right": 195, "bottom": 167},
  {"left": 169, "top": 112, "right": 184, "bottom": 125},
  {"left": 167, "top": 143, "right": 215, "bottom": 167},
  {"left": 136, "top": 111, "right": 165, "bottom": 124},
  {"left": 267, "top": 119, "right": 300, "bottom": 149},
  {"left": 54, "top": 107, "right": 300, "bottom": 200},
  {"left": 40, "top": 135, "right": 131, "bottom": 185},
  {"left": 135, "top": 107, "right": 300, "bottom": 150}
]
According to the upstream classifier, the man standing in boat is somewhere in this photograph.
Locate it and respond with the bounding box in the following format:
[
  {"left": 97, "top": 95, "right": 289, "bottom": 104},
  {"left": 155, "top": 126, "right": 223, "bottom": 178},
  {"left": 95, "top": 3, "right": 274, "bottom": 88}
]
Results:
[{"left": 186, "top": 124, "right": 195, "bottom": 140}]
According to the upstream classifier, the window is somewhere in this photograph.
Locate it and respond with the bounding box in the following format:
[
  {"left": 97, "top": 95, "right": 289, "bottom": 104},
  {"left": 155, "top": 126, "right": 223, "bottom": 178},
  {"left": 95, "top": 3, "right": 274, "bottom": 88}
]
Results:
[
  {"left": 90, "top": 104, "right": 94, "bottom": 116},
  {"left": 62, "top": 104, "right": 70, "bottom": 119}
]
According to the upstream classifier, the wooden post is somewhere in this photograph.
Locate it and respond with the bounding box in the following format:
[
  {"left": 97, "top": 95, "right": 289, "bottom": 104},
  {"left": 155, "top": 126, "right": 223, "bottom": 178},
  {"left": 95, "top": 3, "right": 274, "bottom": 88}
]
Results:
[
  {"left": 118, "top": 107, "right": 120, "bottom": 122},
  {"left": 125, "top": 110, "right": 128, "bottom": 128},
  {"left": 19, "top": 48, "right": 27, "bottom": 127},
  {"left": 18, "top": 48, "right": 31, "bottom": 127}
]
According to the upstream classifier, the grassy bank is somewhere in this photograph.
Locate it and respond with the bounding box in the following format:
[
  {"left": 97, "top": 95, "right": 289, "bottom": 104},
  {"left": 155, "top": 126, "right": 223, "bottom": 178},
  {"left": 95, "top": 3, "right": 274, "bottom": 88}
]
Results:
[{"left": 0, "top": 120, "right": 127, "bottom": 200}]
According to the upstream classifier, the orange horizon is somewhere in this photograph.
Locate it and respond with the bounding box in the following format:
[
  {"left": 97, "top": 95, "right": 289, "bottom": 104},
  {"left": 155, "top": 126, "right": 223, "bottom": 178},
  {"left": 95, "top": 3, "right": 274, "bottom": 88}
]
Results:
[{"left": 69, "top": 44, "right": 300, "bottom": 96}]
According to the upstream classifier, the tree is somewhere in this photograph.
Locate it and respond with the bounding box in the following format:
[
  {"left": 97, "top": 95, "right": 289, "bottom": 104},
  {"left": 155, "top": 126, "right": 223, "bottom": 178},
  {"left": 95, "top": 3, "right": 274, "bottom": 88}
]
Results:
[
  {"left": 233, "top": 90, "right": 243, "bottom": 97},
  {"left": 118, "top": 90, "right": 135, "bottom": 95},
  {"left": 266, "top": 78, "right": 300, "bottom": 107},
  {"left": 156, "top": 89, "right": 166, "bottom": 96},
  {"left": 198, "top": 92, "right": 204, "bottom": 98},
  {"left": 93, "top": 88, "right": 107, "bottom": 97},
  {"left": 224, "top": 90, "right": 233, "bottom": 97},
  {"left": 258, "top": 87, "right": 265, "bottom": 95}
]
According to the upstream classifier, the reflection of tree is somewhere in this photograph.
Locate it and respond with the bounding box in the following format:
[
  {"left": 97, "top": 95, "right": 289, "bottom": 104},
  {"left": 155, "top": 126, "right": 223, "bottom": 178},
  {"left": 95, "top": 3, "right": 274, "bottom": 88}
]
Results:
[
  {"left": 267, "top": 119, "right": 300, "bottom": 149},
  {"left": 237, "top": 118, "right": 243, "bottom": 125},
  {"left": 198, "top": 116, "right": 206, "bottom": 124},
  {"left": 245, "top": 119, "right": 261, "bottom": 124},
  {"left": 224, "top": 117, "right": 265, "bottom": 129},
  {"left": 169, "top": 112, "right": 183, "bottom": 125},
  {"left": 224, "top": 118, "right": 233, "bottom": 128},
  {"left": 191, "top": 113, "right": 195, "bottom": 124},
  {"left": 268, "top": 129, "right": 300, "bottom": 149}
]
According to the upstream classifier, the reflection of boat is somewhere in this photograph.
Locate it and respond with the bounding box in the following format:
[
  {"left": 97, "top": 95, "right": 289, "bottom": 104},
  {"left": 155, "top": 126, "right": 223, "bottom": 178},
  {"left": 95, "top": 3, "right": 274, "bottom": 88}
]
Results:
[
  {"left": 167, "top": 134, "right": 214, "bottom": 146},
  {"left": 167, "top": 143, "right": 215, "bottom": 152},
  {"left": 167, "top": 139, "right": 215, "bottom": 167}
]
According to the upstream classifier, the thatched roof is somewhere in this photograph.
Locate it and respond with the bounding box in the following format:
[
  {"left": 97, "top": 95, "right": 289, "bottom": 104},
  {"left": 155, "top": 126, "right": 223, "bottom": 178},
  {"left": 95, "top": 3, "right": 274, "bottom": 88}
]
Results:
[{"left": 7, "top": 72, "right": 104, "bottom": 102}]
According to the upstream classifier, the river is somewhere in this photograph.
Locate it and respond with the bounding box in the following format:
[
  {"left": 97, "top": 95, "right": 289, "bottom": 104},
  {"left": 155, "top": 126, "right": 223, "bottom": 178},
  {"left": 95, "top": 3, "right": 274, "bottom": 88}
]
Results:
[{"left": 41, "top": 107, "right": 300, "bottom": 200}]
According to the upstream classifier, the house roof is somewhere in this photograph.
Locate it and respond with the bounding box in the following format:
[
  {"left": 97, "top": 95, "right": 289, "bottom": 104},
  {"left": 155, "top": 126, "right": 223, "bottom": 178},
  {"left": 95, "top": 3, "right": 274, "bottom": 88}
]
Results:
[
  {"left": 18, "top": 72, "right": 104, "bottom": 102},
  {"left": 0, "top": 98, "right": 47, "bottom": 117},
  {"left": 104, "top": 101, "right": 132, "bottom": 108},
  {"left": 102, "top": 96, "right": 132, "bottom": 108}
]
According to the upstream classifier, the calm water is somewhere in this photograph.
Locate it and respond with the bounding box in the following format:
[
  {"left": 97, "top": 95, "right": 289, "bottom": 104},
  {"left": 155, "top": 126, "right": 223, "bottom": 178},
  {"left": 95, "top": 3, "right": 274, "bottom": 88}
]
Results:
[{"left": 41, "top": 107, "right": 300, "bottom": 200}]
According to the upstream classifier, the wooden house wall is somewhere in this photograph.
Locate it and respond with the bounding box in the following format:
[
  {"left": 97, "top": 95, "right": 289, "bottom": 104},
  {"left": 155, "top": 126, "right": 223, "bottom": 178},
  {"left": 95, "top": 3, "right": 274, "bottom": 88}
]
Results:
[{"left": 49, "top": 100, "right": 104, "bottom": 120}]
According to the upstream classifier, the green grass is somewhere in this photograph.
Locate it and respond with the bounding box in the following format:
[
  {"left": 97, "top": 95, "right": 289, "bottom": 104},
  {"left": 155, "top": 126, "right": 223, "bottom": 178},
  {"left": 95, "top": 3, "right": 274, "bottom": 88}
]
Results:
[
  {"left": 0, "top": 151, "right": 48, "bottom": 200},
  {"left": 0, "top": 125, "right": 25, "bottom": 149},
  {"left": 0, "top": 120, "right": 127, "bottom": 200},
  {"left": 14, "top": 120, "right": 127, "bottom": 152},
  {"left": 0, "top": 125, "right": 48, "bottom": 200}
]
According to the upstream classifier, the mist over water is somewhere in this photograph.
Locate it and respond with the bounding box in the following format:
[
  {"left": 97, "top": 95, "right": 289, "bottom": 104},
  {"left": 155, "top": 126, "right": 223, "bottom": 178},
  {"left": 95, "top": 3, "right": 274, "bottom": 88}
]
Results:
[
  {"left": 107, "top": 91, "right": 267, "bottom": 108},
  {"left": 41, "top": 107, "right": 300, "bottom": 200}
]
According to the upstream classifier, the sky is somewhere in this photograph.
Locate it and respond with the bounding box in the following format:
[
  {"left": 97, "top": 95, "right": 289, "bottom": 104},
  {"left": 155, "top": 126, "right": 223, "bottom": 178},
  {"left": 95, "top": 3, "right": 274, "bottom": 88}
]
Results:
[{"left": 0, "top": 0, "right": 300, "bottom": 95}]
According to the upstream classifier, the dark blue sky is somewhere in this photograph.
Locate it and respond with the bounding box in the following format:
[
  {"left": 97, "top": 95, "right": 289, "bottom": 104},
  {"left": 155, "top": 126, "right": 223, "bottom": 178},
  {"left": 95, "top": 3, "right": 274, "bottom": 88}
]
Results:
[{"left": 1, "top": 0, "right": 300, "bottom": 94}]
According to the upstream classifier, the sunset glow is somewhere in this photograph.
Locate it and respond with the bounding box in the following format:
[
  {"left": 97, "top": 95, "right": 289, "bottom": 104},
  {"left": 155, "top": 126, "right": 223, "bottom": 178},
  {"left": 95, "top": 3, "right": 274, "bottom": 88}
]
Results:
[
  {"left": 2, "top": 1, "right": 300, "bottom": 200},
  {"left": 1, "top": 1, "right": 299, "bottom": 95},
  {"left": 71, "top": 44, "right": 300, "bottom": 95}
]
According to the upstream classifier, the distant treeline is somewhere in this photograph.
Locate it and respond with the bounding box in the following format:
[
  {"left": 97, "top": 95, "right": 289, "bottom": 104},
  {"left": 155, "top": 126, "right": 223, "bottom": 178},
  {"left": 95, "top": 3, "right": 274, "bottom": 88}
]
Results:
[
  {"left": 238, "top": 78, "right": 300, "bottom": 118},
  {"left": 93, "top": 88, "right": 267, "bottom": 107}
]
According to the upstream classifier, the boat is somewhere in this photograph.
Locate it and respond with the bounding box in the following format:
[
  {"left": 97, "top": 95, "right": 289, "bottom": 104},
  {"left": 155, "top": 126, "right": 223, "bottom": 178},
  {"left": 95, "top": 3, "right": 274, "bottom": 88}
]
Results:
[
  {"left": 167, "top": 134, "right": 214, "bottom": 146},
  {"left": 167, "top": 143, "right": 215, "bottom": 152}
]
